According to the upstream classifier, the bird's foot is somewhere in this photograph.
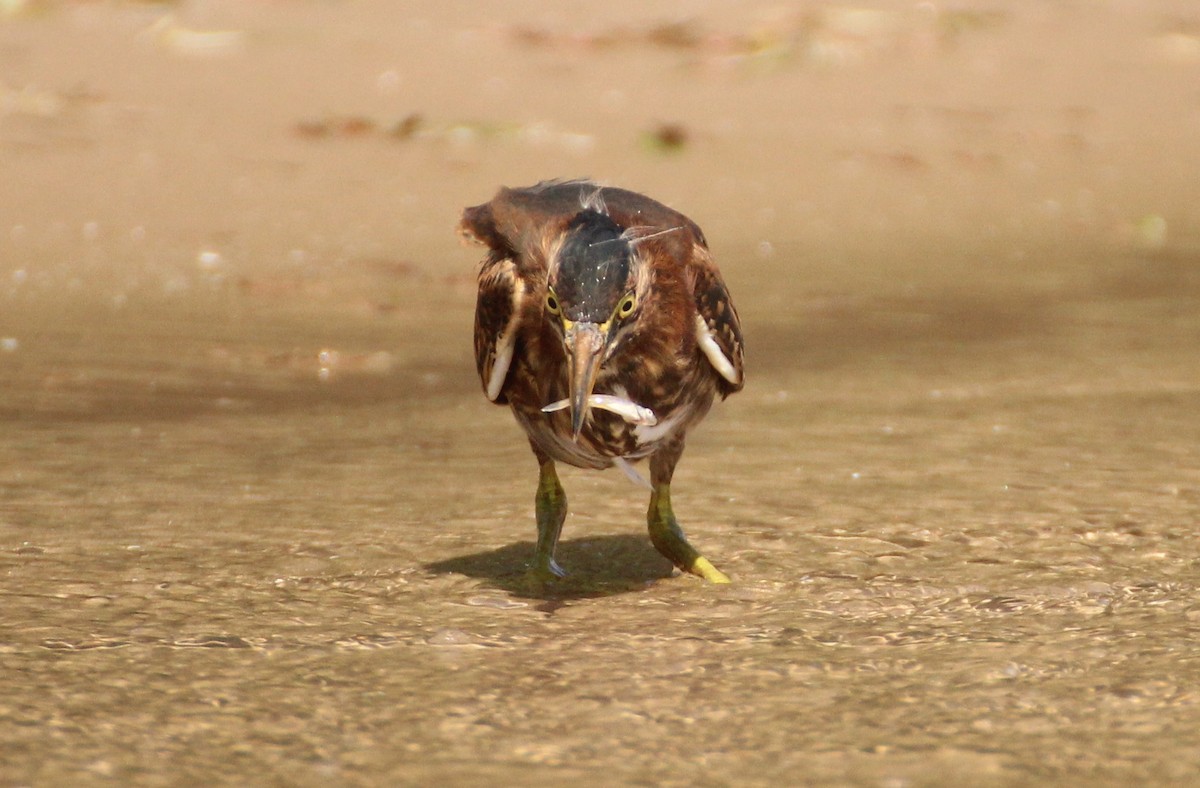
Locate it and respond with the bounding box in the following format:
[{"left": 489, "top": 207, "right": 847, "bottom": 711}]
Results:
[
  {"left": 687, "top": 555, "right": 731, "bottom": 584},
  {"left": 648, "top": 483, "right": 731, "bottom": 584},
  {"left": 520, "top": 556, "right": 567, "bottom": 594},
  {"left": 530, "top": 556, "right": 567, "bottom": 581}
]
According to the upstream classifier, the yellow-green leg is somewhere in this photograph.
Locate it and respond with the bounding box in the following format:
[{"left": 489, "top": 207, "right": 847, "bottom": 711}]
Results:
[
  {"left": 647, "top": 442, "right": 730, "bottom": 583},
  {"left": 532, "top": 459, "right": 568, "bottom": 580}
]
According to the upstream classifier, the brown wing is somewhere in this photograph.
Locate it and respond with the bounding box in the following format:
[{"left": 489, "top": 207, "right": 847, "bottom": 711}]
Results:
[
  {"left": 461, "top": 186, "right": 551, "bottom": 405},
  {"left": 472, "top": 253, "right": 525, "bottom": 404},
  {"left": 690, "top": 245, "right": 745, "bottom": 397}
]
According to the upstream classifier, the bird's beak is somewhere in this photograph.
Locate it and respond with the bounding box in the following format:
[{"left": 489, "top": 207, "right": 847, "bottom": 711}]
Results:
[{"left": 564, "top": 321, "right": 606, "bottom": 439}]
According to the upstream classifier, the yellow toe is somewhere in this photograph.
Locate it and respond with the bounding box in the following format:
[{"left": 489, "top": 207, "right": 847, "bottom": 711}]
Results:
[{"left": 690, "top": 556, "right": 731, "bottom": 584}]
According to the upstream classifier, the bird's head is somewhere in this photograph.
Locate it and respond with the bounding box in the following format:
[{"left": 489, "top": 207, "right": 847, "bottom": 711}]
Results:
[{"left": 545, "top": 208, "right": 644, "bottom": 438}]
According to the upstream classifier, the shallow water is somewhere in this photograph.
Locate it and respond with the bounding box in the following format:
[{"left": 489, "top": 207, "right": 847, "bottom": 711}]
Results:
[
  {"left": 7, "top": 252, "right": 1200, "bottom": 786},
  {"left": 3, "top": 1, "right": 1200, "bottom": 785}
]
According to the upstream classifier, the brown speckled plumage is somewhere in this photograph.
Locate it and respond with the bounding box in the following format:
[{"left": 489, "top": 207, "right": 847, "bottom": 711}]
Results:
[{"left": 460, "top": 180, "right": 744, "bottom": 582}]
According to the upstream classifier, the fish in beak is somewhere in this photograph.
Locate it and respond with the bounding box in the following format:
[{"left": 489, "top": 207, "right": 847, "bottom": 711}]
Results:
[{"left": 564, "top": 321, "right": 606, "bottom": 438}]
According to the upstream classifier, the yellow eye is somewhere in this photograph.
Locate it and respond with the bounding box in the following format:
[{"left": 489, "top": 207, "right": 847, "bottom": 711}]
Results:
[
  {"left": 617, "top": 294, "right": 636, "bottom": 319},
  {"left": 546, "top": 291, "right": 561, "bottom": 315}
]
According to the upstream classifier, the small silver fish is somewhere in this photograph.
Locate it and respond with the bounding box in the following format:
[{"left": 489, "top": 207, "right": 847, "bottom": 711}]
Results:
[{"left": 541, "top": 394, "right": 658, "bottom": 426}]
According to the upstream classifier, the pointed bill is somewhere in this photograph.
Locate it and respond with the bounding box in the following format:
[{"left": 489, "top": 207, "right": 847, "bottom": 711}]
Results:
[{"left": 566, "top": 322, "right": 605, "bottom": 438}]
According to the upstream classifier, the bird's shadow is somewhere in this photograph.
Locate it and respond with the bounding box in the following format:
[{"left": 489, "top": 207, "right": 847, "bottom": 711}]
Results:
[{"left": 424, "top": 534, "right": 676, "bottom": 600}]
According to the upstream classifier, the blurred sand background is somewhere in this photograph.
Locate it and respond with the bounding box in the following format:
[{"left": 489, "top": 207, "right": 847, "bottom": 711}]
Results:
[
  {"left": 3, "top": 0, "right": 1197, "bottom": 344},
  {"left": 3, "top": 1, "right": 1200, "bottom": 785}
]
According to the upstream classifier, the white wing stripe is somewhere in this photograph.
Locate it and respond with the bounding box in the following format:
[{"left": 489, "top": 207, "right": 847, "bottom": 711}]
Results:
[
  {"left": 485, "top": 268, "right": 524, "bottom": 401},
  {"left": 695, "top": 314, "right": 740, "bottom": 385}
]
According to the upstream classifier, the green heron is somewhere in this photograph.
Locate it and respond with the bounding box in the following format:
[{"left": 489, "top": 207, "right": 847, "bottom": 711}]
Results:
[{"left": 460, "top": 180, "right": 744, "bottom": 583}]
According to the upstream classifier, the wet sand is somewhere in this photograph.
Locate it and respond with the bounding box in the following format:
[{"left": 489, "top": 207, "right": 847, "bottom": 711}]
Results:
[{"left": 3, "top": 1, "right": 1200, "bottom": 785}]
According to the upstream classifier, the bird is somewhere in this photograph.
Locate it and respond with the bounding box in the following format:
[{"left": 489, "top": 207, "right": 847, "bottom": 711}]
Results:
[{"left": 459, "top": 180, "right": 744, "bottom": 584}]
